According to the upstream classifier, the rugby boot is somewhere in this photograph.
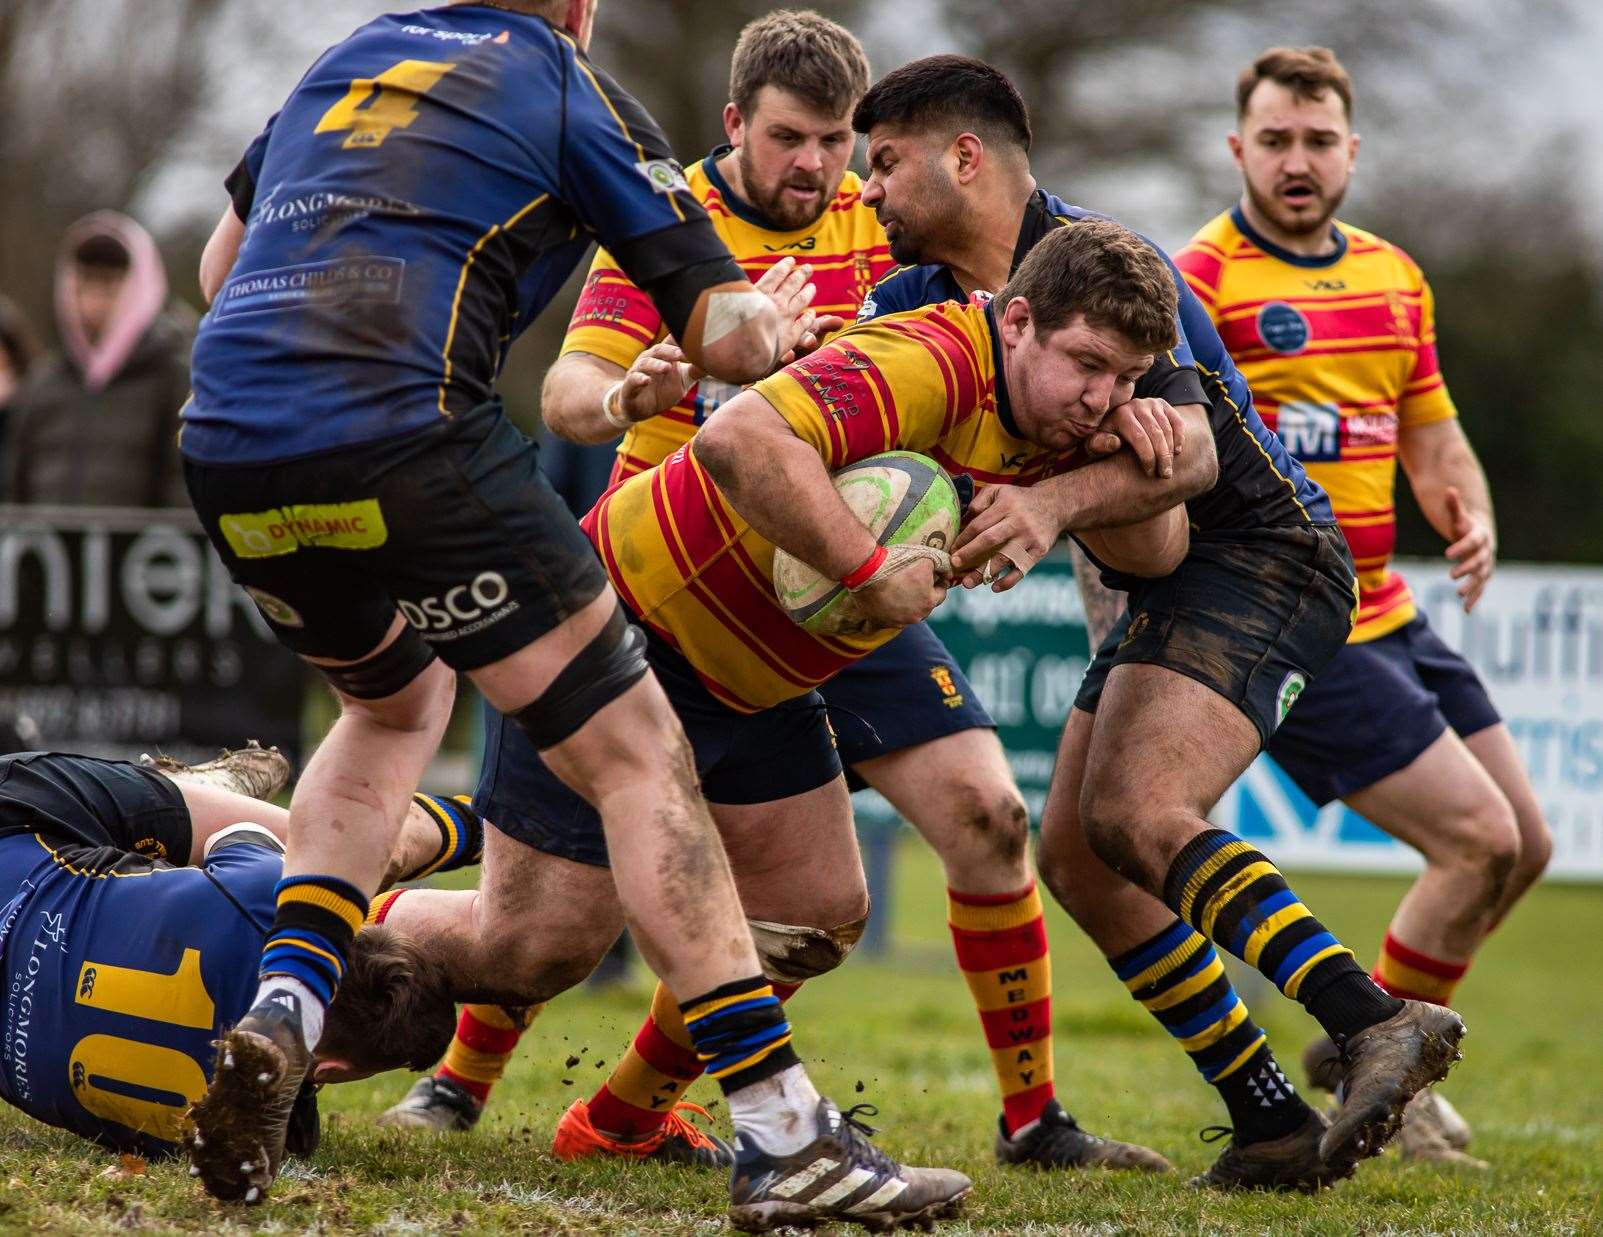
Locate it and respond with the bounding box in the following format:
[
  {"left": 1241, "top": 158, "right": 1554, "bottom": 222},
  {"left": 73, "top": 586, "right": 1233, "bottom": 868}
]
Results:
[
  {"left": 728, "top": 1099, "right": 971, "bottom": 1233},
  {"left": 552, "top": 1097, "right": 734, "bottom": 1168},
  {"left": 1191, "top": 1111, "right": 1352, "bottom": 1193},
  {"left": 1306, "top": 1032, "right": 1476, "bottom": 1156},
  {"left": 377, "top": 1075, "right": 484, "bottom": 1133},
  {"left": 142, "top": 739, "right": 291, "bottom": 801},
  {"left": 1319, "top": 1000, "right": 1466, "bottom": 1172},
  {"left": 284, "top": 1080, "right": 323, "bottom": 1160},
  {"left": 994, "top": 1099, "right": 1172, "bottom": 1172},
  {"left": 183, "top": 996, "right": 313, "bottom": 1203},
  {"left": 1395, "top": 1089, "right": 1487, "bottom": 1168}
]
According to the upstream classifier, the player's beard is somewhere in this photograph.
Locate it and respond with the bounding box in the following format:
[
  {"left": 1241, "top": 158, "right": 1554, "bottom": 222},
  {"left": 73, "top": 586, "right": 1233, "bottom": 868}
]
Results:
[
  {"left": 737, "top": 143, "right": 832, "bottom": 231},
  {"left": 881, "top": 161, "right": 965, "bottom": 267},
  {"left": 1246, "top": 174, "right": 1348, "bottom": 239}
]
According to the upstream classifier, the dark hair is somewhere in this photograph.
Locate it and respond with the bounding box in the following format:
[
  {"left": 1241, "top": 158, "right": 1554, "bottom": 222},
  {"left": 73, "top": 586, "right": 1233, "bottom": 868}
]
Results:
[
  {"left": 73, "top": 234, "right": 130, "bottom": 272},
  {"left": 318, "top": 925, "right": 456, "bottom": 1073},
  {"left": 0, "top": 295, "right": 40, "bottom": 381},
  {"left": 1237, "top": 46, "right": 1353, "bottom": 119},
  {"left": 995, "top": 220, "right": 1178, "bottom": 354},
  {"left": 729, "top": 10, "right": 869, "bottom": 118},
  {"left": 852, "top": 54, "right": 1030, "bottom": 152}
]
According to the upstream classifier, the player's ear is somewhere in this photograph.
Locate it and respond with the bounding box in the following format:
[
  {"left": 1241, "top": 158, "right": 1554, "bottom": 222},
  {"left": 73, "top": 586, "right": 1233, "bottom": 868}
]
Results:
[
  {"left": 724, "top": 101, "right": 744, "bottom": 148},
  {"left": 952, "top": 132, "right": 985, "bottom": 184},
  {"left": 1227, "top": 131, "right": 1245, "bottom": 168},
  {"left": 1000, "top": 295, "right": 1032, "bottom": 344}
]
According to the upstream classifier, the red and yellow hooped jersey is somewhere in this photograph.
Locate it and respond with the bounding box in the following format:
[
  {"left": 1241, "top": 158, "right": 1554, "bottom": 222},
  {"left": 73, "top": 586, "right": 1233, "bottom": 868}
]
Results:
[
  {"left": 582, "top": 299, "right": 1084, "bottom": 712},
  {"left": 1176, "top": 208, "right": 1457, "bottom": 641},
  {"left": 559, "top": 148, "right": 895, "bottom": 480}
]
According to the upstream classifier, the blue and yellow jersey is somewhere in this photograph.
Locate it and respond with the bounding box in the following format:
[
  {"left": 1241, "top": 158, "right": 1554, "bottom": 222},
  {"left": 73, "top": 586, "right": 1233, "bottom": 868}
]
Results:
[
  {"left": 862, "top": 190, "right": 1333, "bottom": 535},
  {"left": 182, "top": 5, "right": 734, "bottom": 465},
  {"left": 560, "top": 148, "right": 895, "bottom": 481},
  {"left": 0, "top": 835, "right": 274, "bottom": 1157},
  {"left": 583, "top": 297, "right": 1198, "bottom": 713},
  {"left": 1176, "top": 208, "right": 1456, "bottom": 641},
  {"left": 0, "top": 753, "right": 276, "bottom": 1157}
]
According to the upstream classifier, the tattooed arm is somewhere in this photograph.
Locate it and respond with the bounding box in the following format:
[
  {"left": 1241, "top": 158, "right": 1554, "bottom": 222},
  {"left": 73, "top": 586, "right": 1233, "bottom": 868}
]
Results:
[{"left": 1067, "top": 538, "right": 1126, "bottom": 653}]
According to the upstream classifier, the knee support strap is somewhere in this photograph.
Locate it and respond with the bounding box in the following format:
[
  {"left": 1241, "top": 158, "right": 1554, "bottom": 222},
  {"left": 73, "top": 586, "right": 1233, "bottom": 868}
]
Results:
[
  {"left": 320, "top": 626, "right": 437, "bottom": 699},
  {"left": 748, "top": 912, "right": 869, "bottom": 984},
  {"left": 507, "top": 605, "right": 649, "bottom": 750}
]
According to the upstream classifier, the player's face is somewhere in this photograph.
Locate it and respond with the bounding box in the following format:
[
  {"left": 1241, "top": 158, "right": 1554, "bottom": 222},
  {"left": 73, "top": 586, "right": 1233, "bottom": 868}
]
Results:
[
  {"left": 726, "top": 87, "right": 855, "bottom": 231},
  {"left": 999, "top": 301, "right": 1154, "bottom": 452},
  {"left": 862, "top": 125, "right": 965, "bottom": 266},
  {"left": 1231, "top": 82, "right": 1358, "bottom": 239}
]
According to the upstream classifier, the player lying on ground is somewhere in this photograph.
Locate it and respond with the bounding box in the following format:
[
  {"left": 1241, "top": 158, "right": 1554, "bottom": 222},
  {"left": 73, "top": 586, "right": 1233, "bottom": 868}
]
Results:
[
  {"left": 385, "top": 9, "right": 1170, "bottom": 1177},
  {"left": 179, "top": 0, "right": 965, "bottom": 1225},
  {"left": 1173, "top": 46, "right": 1549, "bottom": 1168},
  {"left": 372, "top": 219, "right": 1188, "bottom": 1226},
  {"left": 845, "top": 56, "right": 1466, "bottom": 1190},
  {"left": 0, "top": 747, "right": 481, "bottom": 1160}
]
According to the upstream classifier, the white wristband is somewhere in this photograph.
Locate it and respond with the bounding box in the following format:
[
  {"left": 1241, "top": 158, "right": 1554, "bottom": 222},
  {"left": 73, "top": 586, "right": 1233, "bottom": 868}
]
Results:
[{"left": 601, "top": 380, "right": 630, "bottom": 431}]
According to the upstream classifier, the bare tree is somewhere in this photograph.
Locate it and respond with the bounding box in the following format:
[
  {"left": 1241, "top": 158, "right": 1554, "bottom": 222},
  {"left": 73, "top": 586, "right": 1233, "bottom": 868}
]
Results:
[{"left": 0, "top": 0, "right": 242, "bottom": 331}]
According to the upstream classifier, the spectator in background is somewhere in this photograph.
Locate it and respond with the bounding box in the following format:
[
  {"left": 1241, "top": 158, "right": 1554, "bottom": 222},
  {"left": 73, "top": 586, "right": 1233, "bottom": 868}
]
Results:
[
  {"left": 4, "top": 211, "right": 194, "bottom": 507},
  {"left": 0, "top": 293, "right": 41, "bottom": 487}
]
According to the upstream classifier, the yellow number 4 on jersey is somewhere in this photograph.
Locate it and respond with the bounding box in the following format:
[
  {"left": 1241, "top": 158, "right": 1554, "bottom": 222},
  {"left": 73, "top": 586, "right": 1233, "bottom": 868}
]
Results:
[{"left": 315, "top": 59, "right": 457, "bottom": 150}]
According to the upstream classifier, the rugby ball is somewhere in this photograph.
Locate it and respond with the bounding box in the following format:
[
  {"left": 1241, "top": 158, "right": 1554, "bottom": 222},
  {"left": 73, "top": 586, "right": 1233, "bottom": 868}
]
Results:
[{"left": 773, "top": 451, "right": 960, "bottom": 636}]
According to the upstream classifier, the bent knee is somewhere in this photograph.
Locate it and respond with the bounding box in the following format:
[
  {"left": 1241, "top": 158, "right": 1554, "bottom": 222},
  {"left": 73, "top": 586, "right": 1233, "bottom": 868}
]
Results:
[
  {"left": 749, "top": 906, "right": 869, "bottom": 984},
  {"left": 1078, "top": 786, "right": 1148, "bottom": 885},
  {"left": 940, "top": 785, "right": 1031, "bottom": 867}
]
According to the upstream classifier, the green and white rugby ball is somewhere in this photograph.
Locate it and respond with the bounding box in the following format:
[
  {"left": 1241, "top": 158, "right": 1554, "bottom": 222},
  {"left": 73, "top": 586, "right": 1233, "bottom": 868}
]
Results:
[{"left": 773, "top": 450, "right": 960, "bottom": 636}]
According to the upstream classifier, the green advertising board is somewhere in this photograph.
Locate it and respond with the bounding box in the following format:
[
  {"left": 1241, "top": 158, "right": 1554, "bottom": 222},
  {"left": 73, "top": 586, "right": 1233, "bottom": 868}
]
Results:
[{"left": 852, "top": 549, "right": 1090, "bottom": 828}]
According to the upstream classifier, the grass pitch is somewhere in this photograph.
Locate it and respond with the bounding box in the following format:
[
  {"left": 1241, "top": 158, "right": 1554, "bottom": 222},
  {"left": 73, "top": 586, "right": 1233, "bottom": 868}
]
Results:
[{"left": 2, "top": 836, "right": 1600, "bottom": 1234}]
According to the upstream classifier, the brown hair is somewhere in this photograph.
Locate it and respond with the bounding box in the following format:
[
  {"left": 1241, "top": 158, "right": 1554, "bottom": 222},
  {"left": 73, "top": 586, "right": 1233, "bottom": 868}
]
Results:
[
  {"left": 318, "top": 925, "right": 456, "bottom": 1073},
  {"left": 1237, "top": 46, "right": 1353, "bottom": 119},
  {"left": 729, "top": 10, "right": 869, "bottom": 119},
  {"left": 995, "top": 220, "right": 1178, "bottom": 354}
]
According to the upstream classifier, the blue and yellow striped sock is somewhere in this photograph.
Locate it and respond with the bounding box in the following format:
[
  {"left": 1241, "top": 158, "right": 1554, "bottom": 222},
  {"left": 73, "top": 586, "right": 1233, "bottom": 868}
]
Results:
[
  {"left": 679, "top": 976, "right": 800, "bottom": 1095},
  {"left": 1111, "top": 918, "right": 1308, "bottom": 1142},
  {"left": 1163, "top": 829, "right": 1402, "bottom": 1042},
  {"left": 403, "top": 793, "right": 486, "bottom": 881},
  {"left": 259, "top": 874, "right": 369, "bottom": 1011}
]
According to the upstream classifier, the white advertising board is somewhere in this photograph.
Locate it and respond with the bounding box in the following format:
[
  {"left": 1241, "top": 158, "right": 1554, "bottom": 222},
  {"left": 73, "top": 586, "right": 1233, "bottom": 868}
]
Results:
[{"left": 1217, "top": 559, "right": 1603, "bottom": 880}]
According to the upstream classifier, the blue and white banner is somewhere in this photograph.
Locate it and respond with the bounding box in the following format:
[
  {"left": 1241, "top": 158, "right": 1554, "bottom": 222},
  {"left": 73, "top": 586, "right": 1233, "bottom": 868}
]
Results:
[{"left": 1218, "top": 559, "right": 1603, "bottom": 880}]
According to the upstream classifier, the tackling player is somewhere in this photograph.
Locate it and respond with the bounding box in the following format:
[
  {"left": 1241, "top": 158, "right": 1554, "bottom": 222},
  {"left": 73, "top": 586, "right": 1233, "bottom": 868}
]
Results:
[
  {"left": 1174, "top": 46, "right": 1551, "bottom": 1166},
  {"left": 851, "top": 56, "right": 1465, "bottom": 1188},
  {"left": 176, "top": 0, "right": 887, "bottom": 1212},
  {"left": 0, "top": 750, "right": 476, "bottom": 1160},
  {"left": 385, "top": 10, "right": 1171, "bottom": 1177}
]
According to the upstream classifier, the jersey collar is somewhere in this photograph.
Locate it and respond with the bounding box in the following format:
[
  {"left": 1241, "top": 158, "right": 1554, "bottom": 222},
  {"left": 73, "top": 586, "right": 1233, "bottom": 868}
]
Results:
[
  {"left": 1011, "top": 189, "right": 1060, "bottom": 275},
  {"left": 984, "top": 301, "right": 1021, "bottom": 439},
  {"left": 1230, "top": 204, "right": 1347, "bottom": 268},
  {"left": 702, "top": 145, "right": 793, "bottom": 231}
]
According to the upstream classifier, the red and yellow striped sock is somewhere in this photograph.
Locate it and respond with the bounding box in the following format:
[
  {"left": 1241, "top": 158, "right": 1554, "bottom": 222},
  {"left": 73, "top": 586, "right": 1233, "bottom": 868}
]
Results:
[
  {"left": 587, "top": 979, "right": 800, "bottom": 1138},
  {"left": 1371, "top": 932, "right": 1469, "bottom": 1005},
  {"left": 948, "top": 883, "right": 1054, "bottom": 1136},
  {"left": 436, "top": 1004, "right": 542, "bottom": 1104}
]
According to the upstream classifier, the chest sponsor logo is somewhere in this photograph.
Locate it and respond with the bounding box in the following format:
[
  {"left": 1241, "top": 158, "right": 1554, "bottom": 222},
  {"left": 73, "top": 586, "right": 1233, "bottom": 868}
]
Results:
[
  {"left": 1256, "top": 301, "right": 1311, "bottom": 354},
  {"left": 763, "top": 235, "right": 817, "bottom": 252},
  {"left": 1304, "top": 278, "right": 1347, "bottom": 291},
  {"left": 1344, "top": 412, "right": 1398, "bottom": 449},
  {"left": 215, "top": 256, "right": 407, "bottom": 318},
  {"left": 1274, "top": 401, "right": 1341, "bottom": 462},
  {"left": 220, "top": 500, "right": 388, "bottom": 560}
]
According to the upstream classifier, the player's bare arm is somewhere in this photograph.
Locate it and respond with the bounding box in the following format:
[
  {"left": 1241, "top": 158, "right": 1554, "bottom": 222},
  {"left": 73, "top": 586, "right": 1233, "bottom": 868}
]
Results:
[
  {"left": 1078, "top": 507, "right": 1190, "bottom": 580},
  {"left": 951, "top": 401, "right": 1215, "bottom": 590},
  {"left": 199, "top": 206, "right": 244, "bottom": 305},
  {"left": 697, "top": 391, "right": 948, "bottom": 628},
  {"left": 544, "top": 258, "right": 835, "bottom": 445},
  {"left": 679, "top": 256, "right": 820, "bottom": 384},
  {"left": 1066, "top": 539, "right": 1126, "bottom": 650},
  {"left": 1398, "top": 417, "right": 1498, "bottom": 611}
]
